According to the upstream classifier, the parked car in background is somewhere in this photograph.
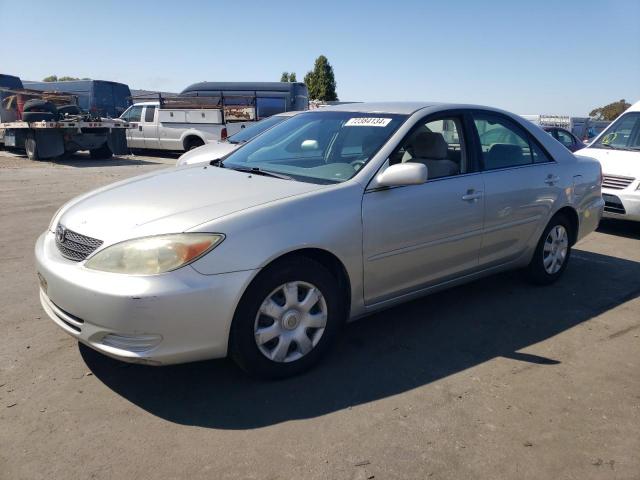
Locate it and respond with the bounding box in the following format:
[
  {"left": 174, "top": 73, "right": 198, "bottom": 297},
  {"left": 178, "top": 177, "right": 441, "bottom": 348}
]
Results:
[
  {"left": 575, "top": 100, "right": 640, "bottom": 221},
  {"left": 36, "top": 102, "right": 603, "bottom": 378},
  {"left": 23, "top": 79, "right": 132, "bottom": 118},
  {"left": 543, "top": 126, "right": 584, "bottom": 152},
  {"left": 176, "top": 111, "right": 300, "bottom": 166}
]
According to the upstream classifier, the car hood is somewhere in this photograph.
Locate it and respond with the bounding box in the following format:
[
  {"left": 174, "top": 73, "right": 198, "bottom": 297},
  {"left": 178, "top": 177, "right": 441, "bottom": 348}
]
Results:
[
  {"left": 177, "top": 142, "right": 239, "bottom": 166},
  {"left": 575, "top": 147, "right": 640, "bottom": 178},
  {"left": 58, "top": 165, "right": 324, "bottom": 244}
]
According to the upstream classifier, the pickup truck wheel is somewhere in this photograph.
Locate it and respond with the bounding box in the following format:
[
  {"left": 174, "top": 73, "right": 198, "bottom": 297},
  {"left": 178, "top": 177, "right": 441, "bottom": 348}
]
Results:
[
  {"left": 89, "top": 145, "right": 113, "bottom": 159},
  {"left": 24, "top": 135, "right": 40, "bottom": 160},
  {"left": 184, "top": 137, "right": 205, "bottom": 151}
]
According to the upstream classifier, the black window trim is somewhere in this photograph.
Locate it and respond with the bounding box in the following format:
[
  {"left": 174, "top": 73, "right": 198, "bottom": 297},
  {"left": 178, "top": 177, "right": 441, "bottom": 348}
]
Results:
[{"left": 469, "top": 109, "right": 556, "bottom": 172}]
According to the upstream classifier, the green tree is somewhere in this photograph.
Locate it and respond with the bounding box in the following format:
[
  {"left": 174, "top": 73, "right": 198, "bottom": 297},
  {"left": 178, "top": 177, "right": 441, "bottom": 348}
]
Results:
[
  {"left": 589, "top": 99, "right": 631, "bottom": 121},
  {"left": 279, "top": 72, "right": 297, "bottom": 82},
  {"left": 42, "top": 75, "right": 90, "bottom": 82},
  {"left": 304, "top": 55, "right": 338, "bottom": 101}
]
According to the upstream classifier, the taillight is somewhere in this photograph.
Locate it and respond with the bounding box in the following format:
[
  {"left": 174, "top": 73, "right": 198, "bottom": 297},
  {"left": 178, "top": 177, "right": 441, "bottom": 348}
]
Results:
[{"left": 220, "top": 128, "right": 228, "bottom": 140}]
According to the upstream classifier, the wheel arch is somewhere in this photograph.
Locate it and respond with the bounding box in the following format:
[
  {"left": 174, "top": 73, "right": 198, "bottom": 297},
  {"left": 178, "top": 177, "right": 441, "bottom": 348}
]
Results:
[
  {"left": 552, "top": 205, "right": 579, "bottom": 245},
  {"left": 181, "top": 133, "right": 206, "bottom": 150}
]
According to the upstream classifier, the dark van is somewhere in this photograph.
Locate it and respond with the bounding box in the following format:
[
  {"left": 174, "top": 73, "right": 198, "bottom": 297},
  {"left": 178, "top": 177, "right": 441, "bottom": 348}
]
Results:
[
  {"left": 180, "top": 81, "right": 309, "bottom": 118},
  {"left": 22, "top": 79, "right": 132, "bottom": 118}
]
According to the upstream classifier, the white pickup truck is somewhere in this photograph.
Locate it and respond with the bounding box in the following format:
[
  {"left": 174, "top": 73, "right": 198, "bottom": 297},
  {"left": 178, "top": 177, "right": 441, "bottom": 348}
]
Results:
[{"left": 120, "top": 101, "right": 251, "bottom": 152}]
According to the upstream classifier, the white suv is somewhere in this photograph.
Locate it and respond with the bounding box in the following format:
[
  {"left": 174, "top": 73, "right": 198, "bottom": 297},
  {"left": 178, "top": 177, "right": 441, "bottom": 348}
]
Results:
[{"left": 576, "top": 100, "right": 640, "bottom": 221}]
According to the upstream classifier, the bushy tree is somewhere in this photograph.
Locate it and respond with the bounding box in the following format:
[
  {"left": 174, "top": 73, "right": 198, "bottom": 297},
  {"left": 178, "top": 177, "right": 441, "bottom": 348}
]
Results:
[
  {"left": 42, "top": 75, "right": 90, "bottom": 82},
  {"left": 590, "top": 99, "right": 631, "bottom": 121},
  {"left": 304, "top": 55, "right": 338, "bottom": 101},
  {"left": 280, "top": 72, "right": 297, "bottom": 82}
]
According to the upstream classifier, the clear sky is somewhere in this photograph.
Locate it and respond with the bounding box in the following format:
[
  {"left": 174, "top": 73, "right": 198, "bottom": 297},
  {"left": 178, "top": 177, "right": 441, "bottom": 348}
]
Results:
[{"left": 1, "top": 0, "right": 638, "bottom": 116}]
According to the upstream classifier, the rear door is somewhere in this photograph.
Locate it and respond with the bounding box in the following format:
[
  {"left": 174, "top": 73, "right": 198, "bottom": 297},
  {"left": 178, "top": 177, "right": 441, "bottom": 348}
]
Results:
[{"left": 472, "top": 111, "right": 562, "bottom": 268}]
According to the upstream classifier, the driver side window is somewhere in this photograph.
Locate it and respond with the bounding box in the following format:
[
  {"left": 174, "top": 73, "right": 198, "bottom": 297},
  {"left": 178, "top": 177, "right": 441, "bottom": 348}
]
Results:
[{"left": 391, "top": 116, "right": 467, "bottom": 180}]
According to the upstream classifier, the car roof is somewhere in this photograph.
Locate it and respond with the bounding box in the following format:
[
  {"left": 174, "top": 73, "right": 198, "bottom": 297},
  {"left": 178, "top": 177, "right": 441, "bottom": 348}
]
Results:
[
  {"left": 315, "top": 101, "right": 517, "bottom": 116},
  {"left": 274, "top": 110, "right": 302, "bottom": 117}
]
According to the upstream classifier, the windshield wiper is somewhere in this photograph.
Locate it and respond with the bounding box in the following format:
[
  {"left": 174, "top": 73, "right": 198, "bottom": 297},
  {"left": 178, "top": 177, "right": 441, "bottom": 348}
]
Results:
[{"left": 229, "top": 166, "right": 294, "bottom": 181}]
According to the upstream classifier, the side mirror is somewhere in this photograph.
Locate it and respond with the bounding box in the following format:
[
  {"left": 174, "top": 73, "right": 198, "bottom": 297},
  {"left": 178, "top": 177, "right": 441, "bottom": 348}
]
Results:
[{"left": 373, "top": 162, "right": 428, "bottom": 188}]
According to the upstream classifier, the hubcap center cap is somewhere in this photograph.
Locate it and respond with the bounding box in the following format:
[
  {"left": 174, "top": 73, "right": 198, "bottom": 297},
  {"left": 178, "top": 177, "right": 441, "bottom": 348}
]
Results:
[{"left": 282, "top": 310, "right": 301, "bottom": 330}]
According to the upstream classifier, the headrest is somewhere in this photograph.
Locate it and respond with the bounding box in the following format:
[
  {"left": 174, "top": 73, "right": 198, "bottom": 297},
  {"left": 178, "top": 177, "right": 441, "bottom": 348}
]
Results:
[
  {"left": 412, "top": 132, "right": 448, "bottom": 159},
  {"left": 487, "top": 144, "right": 523, "bottom": 169}
]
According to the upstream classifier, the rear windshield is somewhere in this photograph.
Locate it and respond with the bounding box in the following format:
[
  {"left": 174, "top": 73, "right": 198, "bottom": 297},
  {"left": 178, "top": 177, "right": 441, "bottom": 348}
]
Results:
[
  {"left": 223, "top": 111, "right": 407, "bottom": 184},
  {"left": 593, "top": 112, "right": 640, "bottom": 151}
]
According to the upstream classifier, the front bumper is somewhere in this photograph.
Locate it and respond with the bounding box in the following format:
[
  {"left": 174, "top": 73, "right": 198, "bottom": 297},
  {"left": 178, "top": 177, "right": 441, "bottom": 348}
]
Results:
[
  {"left": 602, "top": 188, "right": 640, "bottom": 222},
  {"left": 35, "top": 231, "right": 257, "bottom": 365}
]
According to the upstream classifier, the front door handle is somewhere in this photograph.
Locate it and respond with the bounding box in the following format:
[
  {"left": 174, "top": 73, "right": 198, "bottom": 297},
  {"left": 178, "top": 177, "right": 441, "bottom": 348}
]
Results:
[
  {"left": 545, "top": 174, "right": 560, "bottom": 185},
  {"left": 462, "top": 190, "right": 483, "bottom": 201}
]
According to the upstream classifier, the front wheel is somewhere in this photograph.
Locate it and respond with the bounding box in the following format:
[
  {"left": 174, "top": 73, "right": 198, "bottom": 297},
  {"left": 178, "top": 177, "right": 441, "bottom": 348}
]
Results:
[
  {"left": 525, "top": 214, "right": 572, "bottom": 285},
  {"left": 229, "top": 257, "right": 344, "bottom": 379}
]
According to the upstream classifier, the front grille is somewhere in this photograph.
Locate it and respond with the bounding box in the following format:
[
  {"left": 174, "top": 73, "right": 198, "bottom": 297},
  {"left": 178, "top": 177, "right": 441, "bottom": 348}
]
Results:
[
  {"left": 602, "top": 174, "right": 635, "bottom": 190},
  {"left": 55, "top": 225, "right": 103, "bottom": 261},
  {"left": 602, "top": 194, "right": 626, "bottom": 215}
]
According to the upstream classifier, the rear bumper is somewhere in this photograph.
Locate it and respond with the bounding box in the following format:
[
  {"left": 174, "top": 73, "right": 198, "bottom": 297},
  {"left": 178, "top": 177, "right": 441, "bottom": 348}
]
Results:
[{"left": 35, "top": 231, "right": 257, "bottom": 365}]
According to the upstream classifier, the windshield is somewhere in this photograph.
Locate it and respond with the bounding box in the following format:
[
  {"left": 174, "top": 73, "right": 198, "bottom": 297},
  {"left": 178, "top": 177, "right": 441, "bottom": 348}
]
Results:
[
  {"left": 593, "top": 112, "right": 640, "bottom": 151},
  {"left": 228, "top": 115, "right": 288, "bottom": 144},
  {"left": 222, "top": 111, "right": 407, "bottom": 184}
]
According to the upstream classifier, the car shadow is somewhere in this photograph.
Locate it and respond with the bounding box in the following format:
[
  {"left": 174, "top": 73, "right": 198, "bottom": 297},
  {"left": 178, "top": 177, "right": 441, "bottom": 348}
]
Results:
[
  {"left": 81, "top": 249, "right": 640, "bottom": 430},
  {"left": 597, "top": 218, "right": 640, "bottom": 240}
]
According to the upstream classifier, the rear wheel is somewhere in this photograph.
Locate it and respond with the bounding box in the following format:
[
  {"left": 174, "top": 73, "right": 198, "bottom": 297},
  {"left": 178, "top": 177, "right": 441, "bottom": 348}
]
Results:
[
  {"left": 230, "top": 257, "right": 344, "bottom": 379},
  {"left": 24, "top": 134, "right": 40, "bottom": 160},
  {"left": 184, "top": 137, "right": 205, "bottom": 151},
  {"left": 89, "top": 144, "right": 113, "bottom": 159},
  {"left": 525, "top": 214, "right": 572, "bottom": 285}
]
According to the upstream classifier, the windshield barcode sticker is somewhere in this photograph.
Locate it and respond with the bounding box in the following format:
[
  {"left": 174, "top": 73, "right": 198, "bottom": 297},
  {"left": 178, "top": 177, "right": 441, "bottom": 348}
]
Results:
[{"left": 345, "top": 117, "right": 392, "bottom": 127}]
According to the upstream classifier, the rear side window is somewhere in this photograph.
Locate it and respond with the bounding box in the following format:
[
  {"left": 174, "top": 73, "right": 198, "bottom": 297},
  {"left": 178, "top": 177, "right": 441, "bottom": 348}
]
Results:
[
  {"left": 144, "top": 106, "right": 156, "bottom": 122},
  {"left": 473, "top": 113, "right": 550, "bottom": 169}
]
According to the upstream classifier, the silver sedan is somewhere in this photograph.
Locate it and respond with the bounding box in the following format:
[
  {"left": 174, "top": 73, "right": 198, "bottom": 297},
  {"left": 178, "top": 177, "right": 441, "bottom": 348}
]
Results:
[{"left": 35, "top": 102, "right": 604, "bottom": 378}]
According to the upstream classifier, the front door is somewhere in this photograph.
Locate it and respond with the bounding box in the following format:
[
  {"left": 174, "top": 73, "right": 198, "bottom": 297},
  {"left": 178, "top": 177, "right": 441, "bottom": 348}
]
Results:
[{"left": 362, "top": 114, "right": 485, "bottom": 305}]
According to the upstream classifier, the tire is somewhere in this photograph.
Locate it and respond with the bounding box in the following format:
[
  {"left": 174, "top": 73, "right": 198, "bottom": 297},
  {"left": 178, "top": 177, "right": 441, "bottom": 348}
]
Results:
[
  {"left": 184, "top": 137, "right": 205, "bottom": 151},
  {"left": 230, "top": 257, "right": 345, "bottom": 379},
  {"left": 89, "top": 144, "right": 113, "bottom": 159},
  {"left": 24, "top": 134, "right": 40, "bottom": 160},
  {"left": 23, "top": 99, "right": 58, "bottom": 114},
  {"left": 22, "top": 111, "right": 56, "bottom": 122},
  {"left": 525, "top": 214, "right": 572, "bottom": 285},
  {"left": 57, "top": 105, "right": 82, "bottom": 116}
]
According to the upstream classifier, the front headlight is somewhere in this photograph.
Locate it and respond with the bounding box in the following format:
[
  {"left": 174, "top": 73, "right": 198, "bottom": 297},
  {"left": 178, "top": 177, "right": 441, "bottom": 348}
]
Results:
[{"left": 85, "top": 233, "right": 224, "bottom": 275}]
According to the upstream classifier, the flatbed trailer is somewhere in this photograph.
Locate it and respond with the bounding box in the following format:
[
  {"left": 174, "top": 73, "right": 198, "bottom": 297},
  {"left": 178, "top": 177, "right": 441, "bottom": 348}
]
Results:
[{"left": 0, "top": 118, "right": 135, "bottom": 160}]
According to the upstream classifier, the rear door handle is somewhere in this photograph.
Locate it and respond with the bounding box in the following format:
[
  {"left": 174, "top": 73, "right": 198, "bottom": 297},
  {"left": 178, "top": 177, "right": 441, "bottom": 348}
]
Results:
[
  {"left": 462, "top": 190, "right": 483, "bottom": 201},
  {"left": 545, "top": 174, "right": 560, "bottom": 185}
]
